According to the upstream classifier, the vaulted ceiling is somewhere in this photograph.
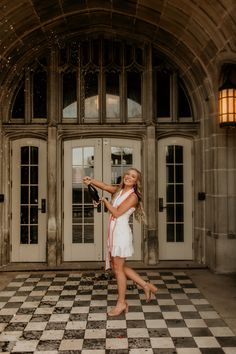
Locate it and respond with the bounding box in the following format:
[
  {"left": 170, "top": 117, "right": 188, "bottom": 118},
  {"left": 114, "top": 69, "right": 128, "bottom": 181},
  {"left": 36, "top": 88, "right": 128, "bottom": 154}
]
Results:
[{"left": 0, "top": 0, "right": 235, "bottom": 90}]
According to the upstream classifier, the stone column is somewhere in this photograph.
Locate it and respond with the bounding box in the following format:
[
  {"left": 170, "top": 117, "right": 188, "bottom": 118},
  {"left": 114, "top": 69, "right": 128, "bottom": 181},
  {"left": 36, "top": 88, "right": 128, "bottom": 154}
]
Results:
[
  {"left": 47, "top": 47, "right": 59, "bottom": 266},
  {"left": 47, "top": 126, "right": 57, "bottom": 266},
  {"left": 145, "top": 125, "right": 158, "bottom": 265}
]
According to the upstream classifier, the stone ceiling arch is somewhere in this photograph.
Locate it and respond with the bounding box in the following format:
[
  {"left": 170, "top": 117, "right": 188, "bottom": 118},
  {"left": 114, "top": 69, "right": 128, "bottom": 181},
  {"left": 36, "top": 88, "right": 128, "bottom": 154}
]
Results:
[{"left": 0, "top": 1, "right": 235, "bottom": 118}]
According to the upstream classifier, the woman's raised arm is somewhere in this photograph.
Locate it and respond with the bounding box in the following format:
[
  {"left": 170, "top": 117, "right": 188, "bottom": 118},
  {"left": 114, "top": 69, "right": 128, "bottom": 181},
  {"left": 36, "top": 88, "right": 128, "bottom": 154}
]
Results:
[{"left": 83, "top": 176, "right": 117, "bottom": 195}]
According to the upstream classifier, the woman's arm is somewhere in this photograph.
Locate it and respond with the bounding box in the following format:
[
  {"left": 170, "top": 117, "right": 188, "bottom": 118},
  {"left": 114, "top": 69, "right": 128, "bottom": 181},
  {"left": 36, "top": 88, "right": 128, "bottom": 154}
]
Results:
[
  {"left": 83, "top": 176, "right": 117, "bottom": 195},
  {"left": 101, "top": 193, "right": 138, "bottom": 218}
]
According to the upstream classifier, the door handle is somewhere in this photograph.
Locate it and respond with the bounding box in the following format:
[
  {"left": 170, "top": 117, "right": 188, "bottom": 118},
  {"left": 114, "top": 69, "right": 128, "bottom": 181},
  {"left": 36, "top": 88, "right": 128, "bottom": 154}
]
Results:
[
  {"left": 38, "top": 199, "right": 46, "bottom": 213},
  {"left": 159, "top": 198, "right": 167, "bottom": 212}
]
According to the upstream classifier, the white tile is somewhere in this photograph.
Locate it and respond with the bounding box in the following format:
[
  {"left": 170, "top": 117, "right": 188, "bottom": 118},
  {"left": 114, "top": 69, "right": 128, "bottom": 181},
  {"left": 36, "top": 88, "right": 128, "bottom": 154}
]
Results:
[
  {"left": 21, "top": 301, "right": 40, "bottom": 308},
  {"left": 42, "top": 295, "right": 60, "bottom": 302},
  {"left": 24, "top": 322, "right": 47, "bottom": 331},
  {"left": 66, "top": 321, "right": 87, "bottom": 330},
  {"left": 171, "top": 293, "right": 188, "bottom": 300},
  {"left": 53, "top": 277, "right": 68, "bottom": 282},
  {"left": 184, "top": 288, "right": 200, "bottom": 294},
  {"left": 127, "top": 328, "right": 149, "bottom": 338},
  {"left": 142, "top": 305, "right": 161, "bottom": 312},
  {"left": 10, "top": 314, "right": 32, "bottom": 323},
  {"left": 55, "top": 301, "right": 73, "bottom": 308},
  {"left": 16, "top": 274, "right": 30, "bottom": 278},
  {"left": 184, "top": 319, "right": 207, "bottom": 328},
  {"left": 127, "top": 299, "right": 142, "bottom": 306},
  {"left": 0, "top": 331, "right": 22, "bottom": 341},
  {"left": 158, "top": 299, "right": 175, "bottom": 305},
  {"left": 35, "top": 351, "right": 58, "bottom": 354},
  {"left": 223, "top": 349, "right": 236, "bottom": 354},
  {"left": 84, "top": 329, "right": 106, "bottom": 338},
  {"left": 209, "top": 326, "right": 235, "bottom": 337},
  {"left": 0, "top": 302, "right": 6, "bottom": 309},
  {"left": 20, "top": 286, "right": 35, "bottom": 291},
  {"left": 90, "top": 300, "right": 107, "bottom": 307},
  {"left": 71, "top": 306, "right": 90, "bottom": 314},
  {"left": 166, "top": 284, "right": 181, "bottom": 289},
  {"left": 61, "top": 290, "right": 77, "bottom": 296},
  {"left": 81, "top": 351, "right": 105, "bottom": 354},
  {"left": 177, "top": 305, "right": 197, "bottom": 312},
  {"left": 59, "top": 339, "right": 83, "bottom": 350},
  {"left": 177, "top": 349, "right": 201, "bottom": 354},
  {"left": 88, "top": 313, "right": 107, "bottom": 321},
  {"left": 168, "top": 327, "right": 192, "bottom": 337},
  {"left": 8, "top": 296, "right": 28, "bottom": 302},
  {"left": 194, "top": 336, "right": 220, "bottom": 348},
  {"left": 0, "top": 308, "right": 18, "bottom": 315},
  {"left": 125, "top": 312, "right": 145, "bottom": 320},
  {"left": 199, "top": 311, "right": 220, "bottom": 319},
  {"left": 49, "top": 314, "right": 70, "bottom": 322},
  {"left": 75, "top": 295, "right": 92, "bottom": 301},
  {"left": 12, "top": 340, "right": 38, "bottom": 352},
  {"left": 145, "top": 319, "right": 167, "bottom": 328},
  {"left": 30, "top": 291, "right": 46, "bottom": 296},
  {"left": 40, "top": 329, "right": 64, "bottom": 340},
  {"left": 106, "top": 338, "right": 128, "bottom": 349},
  {"left": 48, "top": 286, "right": 64, "bottom": 291},
  {"left": 150, "top": 337, "right": 175, "bottom": 348},
  {"left": 0, "top": 323, "right": 7, "bottom": 331},
  {"left": 106, "top": 320, "right": 127, "bottom": 329},
  {"left": 0, "top": 291, "right": 15, "bottom": 297},
  {"left": 162, "top": 312, "right": 183, "bottom": 320},
  {"left": 34, "top": 307, "right": 54, "bottom": 315},
  {"left": 191, "top": 299, "right": 209, "bottom": 305}
]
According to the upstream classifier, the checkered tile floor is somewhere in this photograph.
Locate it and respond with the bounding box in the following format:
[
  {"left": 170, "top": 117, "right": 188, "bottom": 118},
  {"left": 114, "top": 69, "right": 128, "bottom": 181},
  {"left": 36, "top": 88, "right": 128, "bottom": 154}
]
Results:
[{"left": 0, "top": 271, "right": 235, "bottom": 353}]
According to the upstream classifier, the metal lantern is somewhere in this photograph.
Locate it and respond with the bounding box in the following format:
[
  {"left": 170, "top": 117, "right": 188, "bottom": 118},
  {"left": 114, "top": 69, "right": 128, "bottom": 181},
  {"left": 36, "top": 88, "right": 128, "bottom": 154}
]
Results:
[{"left": 218, "top": 81, "right": 236, "bottom": 127}]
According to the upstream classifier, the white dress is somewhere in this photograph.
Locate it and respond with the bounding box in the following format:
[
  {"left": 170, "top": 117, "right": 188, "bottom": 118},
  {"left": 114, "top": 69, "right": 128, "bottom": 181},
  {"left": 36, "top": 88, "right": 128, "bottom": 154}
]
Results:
[{"left": 106, "top": 188, "right": 135, "bottom": 270}]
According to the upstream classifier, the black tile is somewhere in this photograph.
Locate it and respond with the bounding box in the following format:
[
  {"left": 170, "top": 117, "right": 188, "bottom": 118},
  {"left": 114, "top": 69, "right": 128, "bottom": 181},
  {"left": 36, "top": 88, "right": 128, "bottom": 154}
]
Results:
[
  {"left": 216, "top": 336, "right": 236, "bottom": 347},
  {"left": 45, "top": 322, "right": 67, "bottom": 330},
  {"left": 153, "top": 349, "right": 177, "bottom": 354},
  {"left": 127, "top": 320, "right": 147, "bottom": 328},
  {"left": 4, "top": 322, "right": 27, "bottom": 331},
  {"left": 173, "top": 337, "right": 197, "bottom": 347},
  {"left": 63, "top": 329, "right": 85, "bottom": 339},
  {"left": 37, "top": 339, "right": 61, "bottom": 350},
  {"left": 89, "top": 306, "right": 107, "bottom": 313},
  {"left": 20, "top": 330, "right": 43, "bottom": 340},
  {"left": 190, "top": 327, "right": 213, "bottom": 336},
  {"left": 200, "top": 349, "right": 225, "bottom": 354},
  {"left": 181, "top": 312, "right": 201, "bottom": 319},
  {"left": 144, "top": 312, "right": 163, "bottom": 319},
  {"left": 106, "top": 328, "right": 127, "bottom": 338},
  {"left": 86, "top": 320, "right": 107, "bottom": 329},
  {"left": 128, "top": 337, "right": 151, "bottom": 348},
  {"left": 82, "top": 338, "right": 106, "bottom": 349},
  {"left": 69, "top": 313, "right": 88, "bottom": 321},
  {"left": 148, "top": 328, "right": 170, "bottom": 337},
  {"left": 165, "top": 319, "right": 186, "bottom": 328},
  {"left": 30, "top": 314, "right": 51, "bottom": 322},
  {"left": 204, "top": 319, "right": 227, "bottom": 327}
]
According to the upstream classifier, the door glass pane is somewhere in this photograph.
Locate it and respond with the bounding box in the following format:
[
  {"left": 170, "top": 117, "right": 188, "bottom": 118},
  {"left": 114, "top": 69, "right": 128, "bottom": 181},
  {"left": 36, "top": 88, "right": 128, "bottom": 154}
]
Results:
[
  {"left": 72, "top": 146, "right": 95, "bottom": 244},
  {"left": 165, "top": 145, "right": 184, "bottom": 243},
  {"left": 20, "top": 146, "right": 39, "bottom": 245},
  {"left": 21, "top": 186, "right": 29, "bottom": 204},
  {"left": 111, "top": 147, "right": 133, "bottom": 185},
  {"left": 21, "top": 146, "right": 29, "bottom": 164},
  {"left": 30, "top": 226, "right": 38, "bottom": 244}
]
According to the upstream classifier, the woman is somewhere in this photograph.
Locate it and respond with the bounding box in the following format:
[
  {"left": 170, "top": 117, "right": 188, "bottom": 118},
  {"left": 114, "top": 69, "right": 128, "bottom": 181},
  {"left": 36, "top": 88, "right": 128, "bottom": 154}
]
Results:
[{"left": 83, "top": 168, "right": 157, "bottom": 317}]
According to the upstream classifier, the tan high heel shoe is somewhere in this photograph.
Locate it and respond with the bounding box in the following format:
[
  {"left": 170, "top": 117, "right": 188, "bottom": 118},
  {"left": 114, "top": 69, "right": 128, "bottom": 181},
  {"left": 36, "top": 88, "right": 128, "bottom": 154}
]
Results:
[
  {"left": 107, "top": 302, "right": 128, "bottom": 317},
  {"left": 144, "top": 282, "right": 158, "bottom": 303}
]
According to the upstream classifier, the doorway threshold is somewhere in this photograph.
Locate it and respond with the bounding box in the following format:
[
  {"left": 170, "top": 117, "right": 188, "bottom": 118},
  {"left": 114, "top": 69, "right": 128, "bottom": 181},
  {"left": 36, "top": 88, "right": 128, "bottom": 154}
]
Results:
[{"left": 0, "top": 260, "right": 207, "bottom": 272}]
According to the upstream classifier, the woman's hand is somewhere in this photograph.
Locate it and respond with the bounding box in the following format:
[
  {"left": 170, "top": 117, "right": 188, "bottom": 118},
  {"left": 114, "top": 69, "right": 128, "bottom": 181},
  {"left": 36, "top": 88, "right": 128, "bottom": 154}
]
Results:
[{"left": 83, "top": 176, "right": 92, "bottom": 185}]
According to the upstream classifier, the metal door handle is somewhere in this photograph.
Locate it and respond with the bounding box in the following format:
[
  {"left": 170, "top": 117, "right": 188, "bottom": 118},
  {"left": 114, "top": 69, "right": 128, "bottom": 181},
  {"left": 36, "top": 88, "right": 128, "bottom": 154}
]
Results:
[
  {"left": 159, "top": 198, "right": 167, "bottom": 212},
  {"left": 38, "top": 199, "right": 46, "bottom": 213}
]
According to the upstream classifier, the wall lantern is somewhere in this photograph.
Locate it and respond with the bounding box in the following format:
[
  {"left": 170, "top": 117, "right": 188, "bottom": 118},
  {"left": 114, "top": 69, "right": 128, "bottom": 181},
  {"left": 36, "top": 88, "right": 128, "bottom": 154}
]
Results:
[{"left": 218, "top": 66, "right": 236, "bottom": 128}]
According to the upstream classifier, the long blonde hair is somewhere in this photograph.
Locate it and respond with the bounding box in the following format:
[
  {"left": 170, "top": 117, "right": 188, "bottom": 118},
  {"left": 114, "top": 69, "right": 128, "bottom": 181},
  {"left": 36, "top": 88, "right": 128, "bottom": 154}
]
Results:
[{"left": 115, "top": 168, "right": 146, "bottom": 222}]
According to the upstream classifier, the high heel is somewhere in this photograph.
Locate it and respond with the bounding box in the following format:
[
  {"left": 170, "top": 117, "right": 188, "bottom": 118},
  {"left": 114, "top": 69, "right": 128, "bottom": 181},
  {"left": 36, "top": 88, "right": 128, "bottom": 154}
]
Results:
[
  {"left": 108, "top": 302, "right": 128, "bottom": 317},
  {"left": 144, "top": 282, "right": 158, "bottom": 303}
]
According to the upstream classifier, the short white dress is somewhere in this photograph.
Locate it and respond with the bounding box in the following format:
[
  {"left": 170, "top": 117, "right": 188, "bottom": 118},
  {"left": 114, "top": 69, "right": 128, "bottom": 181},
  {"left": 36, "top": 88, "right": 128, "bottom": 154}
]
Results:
[{"left": 106, "top": 188, "right": 135, "bottom": 270}]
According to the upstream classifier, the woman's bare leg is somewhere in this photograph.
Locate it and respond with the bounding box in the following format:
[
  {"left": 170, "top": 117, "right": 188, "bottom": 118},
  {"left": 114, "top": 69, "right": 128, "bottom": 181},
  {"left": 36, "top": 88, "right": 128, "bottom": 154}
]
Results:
[
  {"left": 108, "top": 256, "right": 128, "bottom": 316},
  {"left": 124, "top": 265, "right": 158, "bottom": 302},
  {"left": 124, "top": 265, "right": 146, "bottom": 288}
]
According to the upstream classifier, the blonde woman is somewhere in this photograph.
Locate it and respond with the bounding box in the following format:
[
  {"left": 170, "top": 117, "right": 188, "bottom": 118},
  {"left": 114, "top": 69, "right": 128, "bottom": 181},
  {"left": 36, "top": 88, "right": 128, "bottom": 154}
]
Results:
[{"left": 83, "top": 168, "right": 157, "bottom": 317}]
